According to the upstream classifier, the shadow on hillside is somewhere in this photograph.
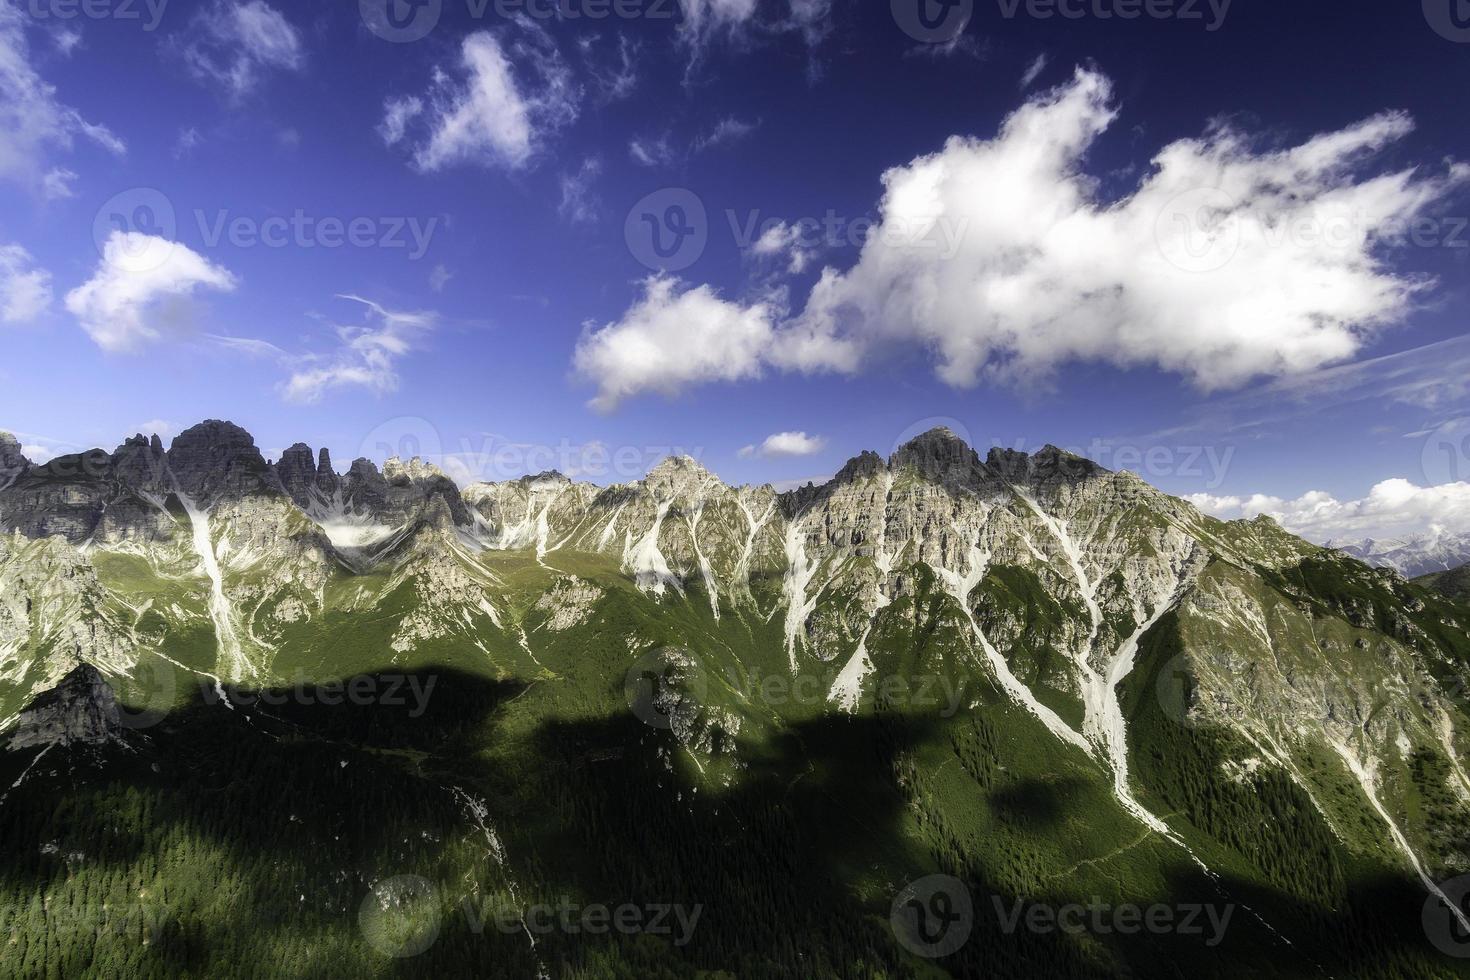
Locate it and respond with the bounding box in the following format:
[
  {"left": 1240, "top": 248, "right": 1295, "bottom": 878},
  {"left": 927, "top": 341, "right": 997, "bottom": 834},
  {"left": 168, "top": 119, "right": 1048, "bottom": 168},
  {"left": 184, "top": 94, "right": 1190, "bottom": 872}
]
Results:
[{"left": 0, "top": 665, "right": 1462, "bottom": 979}]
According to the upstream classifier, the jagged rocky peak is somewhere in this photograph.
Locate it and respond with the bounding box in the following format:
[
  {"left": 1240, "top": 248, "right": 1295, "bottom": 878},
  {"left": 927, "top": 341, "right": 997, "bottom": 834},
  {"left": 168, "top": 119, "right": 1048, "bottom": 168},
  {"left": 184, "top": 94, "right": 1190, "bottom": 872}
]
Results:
[
  {"left": 111, "top": 434, "right": 171, "bottom": 495},
  {"left": 167, "top": 420, "right": 282, "bottom": 503},
  {"left": 275, "top": 443, "right": 319, "bottom": 507},
  {"left": 383, "top": 455, "right": 452, "bottom": 486},
  {"left": 889, "top": 426, "right": 984, "bottom": 484},
  {"left": 644, "top": 454, "right": 718, "bottom": 497},
  {"left": 985, "top": 443, "right": 1106, "bottom": 491},
  {"left": 345, "top": 455, "right": 471, "bottom": 527},
  {"left": 7, "top": 663, "right": 125, "bottom": 751},
  {"left": 315, "top": 448, "right": 339, "bottom": 495},
  {"left": 0, "top": 430, "right": 30, "bottom": 486},
  {"left": 834, "top": 450, "right": 886, "bottom": 485}
]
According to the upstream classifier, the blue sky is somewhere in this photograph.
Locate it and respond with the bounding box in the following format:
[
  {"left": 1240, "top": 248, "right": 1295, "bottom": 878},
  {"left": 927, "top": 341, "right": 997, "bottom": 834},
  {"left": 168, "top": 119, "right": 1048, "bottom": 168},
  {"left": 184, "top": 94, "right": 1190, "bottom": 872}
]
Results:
[{"left": 2, "top": 0, "right": 1470, "bottom": 542}]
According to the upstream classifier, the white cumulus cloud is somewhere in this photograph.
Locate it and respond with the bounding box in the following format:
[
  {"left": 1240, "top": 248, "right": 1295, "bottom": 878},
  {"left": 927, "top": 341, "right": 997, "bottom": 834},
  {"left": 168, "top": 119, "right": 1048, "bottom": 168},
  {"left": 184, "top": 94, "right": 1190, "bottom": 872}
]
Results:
[
  {"left": 577, "top": 67, "right": 1467, "bottom": 410},
  {"left": 65, "top": 233, "right": 238, "bottom": 352},
  {"left": 0, "top": 244, "right": 52, "bottom": 324},
  {"left": 1188, "top": 480, "right": 1470, "bottom": 545},
  {"left": 382, "top": 25, "right": 577, "bottom": 173},
  {"left": 572, "top": 275, "right": 780, "bottom": 413},
  {"left": 738, "top": 431, "right": 826, "bottom": 458}
]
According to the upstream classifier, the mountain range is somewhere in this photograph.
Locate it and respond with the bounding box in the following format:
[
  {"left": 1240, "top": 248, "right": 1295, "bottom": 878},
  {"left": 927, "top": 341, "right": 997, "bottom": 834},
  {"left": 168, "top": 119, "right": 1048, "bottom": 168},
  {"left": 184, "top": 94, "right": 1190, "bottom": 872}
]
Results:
[
  {"left": 1, "top": 420, "right": 1469, "bottom": 977},
  {"left": 1328, "top": 533, "right": 1470, "bottom": 580}
]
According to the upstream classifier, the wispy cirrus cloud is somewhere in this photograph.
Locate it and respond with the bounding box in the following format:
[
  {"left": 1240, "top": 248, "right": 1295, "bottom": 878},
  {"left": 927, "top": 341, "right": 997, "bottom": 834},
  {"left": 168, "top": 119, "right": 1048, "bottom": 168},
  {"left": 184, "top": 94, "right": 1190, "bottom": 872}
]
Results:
[
  {"left": 179, "top": 0, "right": 304, "bottom": 98},
  {"left": 279, "top": 295, "right": 437, "bottom": 403},
  {"left": 0, "top": 3, "right": 125, "bottom": 198},
  {"left": 380, "top": 23, "right": 578, "bottom": 173}
]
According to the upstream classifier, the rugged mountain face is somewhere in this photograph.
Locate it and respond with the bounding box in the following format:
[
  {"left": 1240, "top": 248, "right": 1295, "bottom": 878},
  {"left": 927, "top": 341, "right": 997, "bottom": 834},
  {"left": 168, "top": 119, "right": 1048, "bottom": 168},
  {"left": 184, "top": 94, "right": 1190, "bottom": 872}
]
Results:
[
  {"left": 1331, "top": 531, "right": 1470, "bottom": 578},
  {"left": 6, "top": 663, "right": 125, "bottom": 750},
  {"left": 1419, "top": 564, "right": 1470, "bottom": 601},
  {"left": 2, "top": 420, "right": 1469, "bottom": 977}
]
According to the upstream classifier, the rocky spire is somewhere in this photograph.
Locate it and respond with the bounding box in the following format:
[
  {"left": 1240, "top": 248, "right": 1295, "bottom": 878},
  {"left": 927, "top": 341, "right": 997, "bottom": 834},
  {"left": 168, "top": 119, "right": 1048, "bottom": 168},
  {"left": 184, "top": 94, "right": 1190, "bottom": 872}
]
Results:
[
  {"left": 315, "top": 448, "right": 339, "bottom": 496},
  {"left": 167, "top": 420, "right": 284, "bottom": 503},
  {"left": 275, "top": 443, "right": 318, "bottom": 508},
  {"left": 111, "top": 434, "right": 171, "bottom": 494},
  {"left": 0, "top": 430, "right": 28, "bottom": 489}
]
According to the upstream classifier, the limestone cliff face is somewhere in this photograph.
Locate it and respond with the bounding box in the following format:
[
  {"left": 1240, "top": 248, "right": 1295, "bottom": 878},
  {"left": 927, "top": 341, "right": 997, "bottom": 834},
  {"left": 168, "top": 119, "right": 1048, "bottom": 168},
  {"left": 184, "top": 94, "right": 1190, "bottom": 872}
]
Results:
[
  {"left": 2, "top": 419, "right": 1468, "bottom": 886},
  {"left": 0, "top": 431, "right": 28, "bottom": 490},
  {"left": 7, "top": 663, "right": 125, "bottom": 750}
]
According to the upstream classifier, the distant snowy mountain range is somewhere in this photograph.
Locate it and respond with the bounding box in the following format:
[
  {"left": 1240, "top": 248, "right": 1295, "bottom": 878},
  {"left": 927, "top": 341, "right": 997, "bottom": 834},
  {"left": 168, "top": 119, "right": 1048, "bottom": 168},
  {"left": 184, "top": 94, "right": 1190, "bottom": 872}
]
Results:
[{"left": 1327, "top": 531, "right": 1470, "bottom": 579}]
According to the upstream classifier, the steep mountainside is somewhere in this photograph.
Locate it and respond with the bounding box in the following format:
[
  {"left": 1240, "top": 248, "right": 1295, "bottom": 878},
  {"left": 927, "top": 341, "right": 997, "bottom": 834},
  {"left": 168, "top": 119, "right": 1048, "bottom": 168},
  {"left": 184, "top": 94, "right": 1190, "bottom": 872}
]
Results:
[
  {"left": 1, "top": 421, "right": 1468, "bottom": 978},
  {"left": 1418, "top": 565, "right": 1470, "bottom": 602}
]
